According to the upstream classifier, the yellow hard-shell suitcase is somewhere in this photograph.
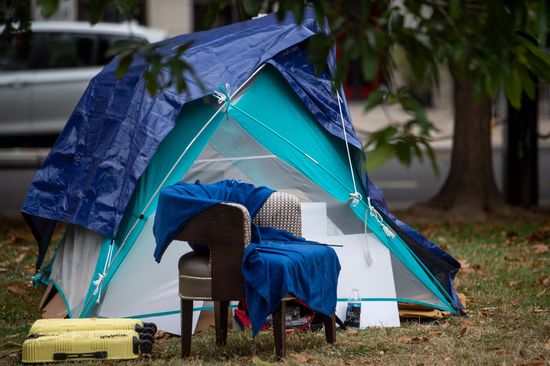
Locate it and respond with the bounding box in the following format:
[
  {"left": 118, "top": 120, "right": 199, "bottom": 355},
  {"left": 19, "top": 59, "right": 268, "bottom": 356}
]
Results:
[
  {"left": 29, "top": 318, "right": 156, "bottom": 335},
  {"left": 21, "top": 330, "right": 153, "bottom": 363}
]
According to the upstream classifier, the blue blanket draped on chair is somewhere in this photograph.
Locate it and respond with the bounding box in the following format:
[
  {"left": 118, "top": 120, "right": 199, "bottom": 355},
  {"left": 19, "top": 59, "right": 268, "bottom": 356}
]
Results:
[{"left": 153, "top": 180, "right": 340, "bottom": 335}]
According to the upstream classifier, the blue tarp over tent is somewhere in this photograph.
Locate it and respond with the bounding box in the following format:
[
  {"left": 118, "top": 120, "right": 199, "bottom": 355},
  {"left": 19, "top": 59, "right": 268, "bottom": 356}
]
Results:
[
  {"left": 22, "top": 10, "right": 462, "bottom": 311},
  {"left": 23, "top": 11, "right": 360, "bottom": 241}
]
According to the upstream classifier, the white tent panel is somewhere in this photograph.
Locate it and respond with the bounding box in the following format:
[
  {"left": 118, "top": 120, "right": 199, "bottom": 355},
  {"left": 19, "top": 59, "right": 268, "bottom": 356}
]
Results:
[
  {"left": 50, "top": 225, "right": 103, "bottom": 317},
  {"left": 97, "top": 215, "right": 202, "bottom": 334}
]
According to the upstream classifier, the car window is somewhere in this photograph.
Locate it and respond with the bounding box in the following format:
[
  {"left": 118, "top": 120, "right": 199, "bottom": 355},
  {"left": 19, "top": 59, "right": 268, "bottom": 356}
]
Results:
[
  {"left": 0, "top": 33, "right": 33, "bottom": 71},
  {"left": 1, "top": 30, "right": 148, "bottom": 71},
  {"left": 97, "top": 34, "right": 129, "bottom": 65},
  {"left": 28, "top": 32, "right": 97, "bottom": 69}
]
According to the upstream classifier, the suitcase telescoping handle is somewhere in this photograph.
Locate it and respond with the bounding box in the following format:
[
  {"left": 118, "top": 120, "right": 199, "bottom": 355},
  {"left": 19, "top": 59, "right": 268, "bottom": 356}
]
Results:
[{"left": 53, "top": 352, "right": 107, "bottom": 360}]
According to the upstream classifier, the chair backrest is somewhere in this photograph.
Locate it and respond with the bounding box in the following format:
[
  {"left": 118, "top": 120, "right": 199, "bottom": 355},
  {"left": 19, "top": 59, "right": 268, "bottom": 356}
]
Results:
[{"left": 254, "top": 192, "right": 302, "bottom": 237}]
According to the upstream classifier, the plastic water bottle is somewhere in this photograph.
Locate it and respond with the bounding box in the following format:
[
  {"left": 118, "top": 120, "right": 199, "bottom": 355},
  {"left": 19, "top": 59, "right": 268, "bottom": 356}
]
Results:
[{"left": 344, "top": 288, "right": 361, "bottom": 329}]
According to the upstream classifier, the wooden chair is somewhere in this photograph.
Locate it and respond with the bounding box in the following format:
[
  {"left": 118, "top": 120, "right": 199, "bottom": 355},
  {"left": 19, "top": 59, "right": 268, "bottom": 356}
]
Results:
[{"left": 176, "top": 192, "right": 336, "bottom": 359}]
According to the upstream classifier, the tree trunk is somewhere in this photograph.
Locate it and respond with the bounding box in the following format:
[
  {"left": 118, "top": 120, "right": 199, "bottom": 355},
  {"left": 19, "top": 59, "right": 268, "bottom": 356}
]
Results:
[
  {"left": 422, "top": 80, "right": 505, "bottom": 220},
  {"left": 504, "top": 83, "right": 539, "bottom": 206}
]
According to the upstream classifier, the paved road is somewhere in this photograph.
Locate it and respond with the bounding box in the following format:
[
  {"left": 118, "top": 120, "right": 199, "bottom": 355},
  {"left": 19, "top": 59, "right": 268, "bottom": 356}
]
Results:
[
  {"left": 368, "top": 146, "right": 550, "bottom": 210},
  {"left": 0, "top": 146, "right": 548, "bottom": 218}
]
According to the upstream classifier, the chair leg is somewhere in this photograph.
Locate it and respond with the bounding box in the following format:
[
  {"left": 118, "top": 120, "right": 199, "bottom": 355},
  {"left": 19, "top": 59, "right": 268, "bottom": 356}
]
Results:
[
  {"left": 181, "top": 299, "right": 193, "bottom": 358},
  {"left": 214, "top": 300, "right": 229, "bottom": 346},
  {"left": 323, "top": 314, "right": 336, "bottom": 344},
  {"left": 272, "top": 301, "right": 286, "bottom": 359}
]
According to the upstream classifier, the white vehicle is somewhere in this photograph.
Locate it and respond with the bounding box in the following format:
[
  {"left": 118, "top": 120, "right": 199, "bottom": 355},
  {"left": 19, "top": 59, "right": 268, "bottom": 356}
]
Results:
[{"left": 0, "top": 21, "right": 166, "bottom": 141}]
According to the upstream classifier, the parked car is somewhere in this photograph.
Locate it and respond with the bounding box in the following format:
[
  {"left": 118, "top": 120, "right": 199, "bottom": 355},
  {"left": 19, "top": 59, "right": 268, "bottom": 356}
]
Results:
[{"left": 0, "top": 21, "right": 166, "bottom": 143}]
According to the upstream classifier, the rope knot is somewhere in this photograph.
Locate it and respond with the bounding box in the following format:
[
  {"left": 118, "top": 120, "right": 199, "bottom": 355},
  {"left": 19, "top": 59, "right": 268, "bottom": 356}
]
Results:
[
  {"left": 92, "top": 273, "right": 106, "bottom": 303},
  {"left": 92, "top": 273, "right": 105, "bottom": 290},
  {"left": 367, "top": 197, "right": 396, "bottom": 239},
  {"left": 212, "top": 83, "right": 232, "bottom": 112},
  {"left": 348, "top": 192, "right": 362, "bottom": 207}
]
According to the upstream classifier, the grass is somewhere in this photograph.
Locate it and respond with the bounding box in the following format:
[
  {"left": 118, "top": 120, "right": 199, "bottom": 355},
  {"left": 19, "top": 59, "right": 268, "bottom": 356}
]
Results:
[{"left": 0, "top": 217, "right": 549, "bottom": 365}]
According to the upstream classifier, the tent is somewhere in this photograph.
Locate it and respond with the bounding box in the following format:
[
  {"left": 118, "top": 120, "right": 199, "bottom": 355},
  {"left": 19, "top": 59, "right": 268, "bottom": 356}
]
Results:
[{"left": 22, "top": 10, "right": 462, "bottom": 333}]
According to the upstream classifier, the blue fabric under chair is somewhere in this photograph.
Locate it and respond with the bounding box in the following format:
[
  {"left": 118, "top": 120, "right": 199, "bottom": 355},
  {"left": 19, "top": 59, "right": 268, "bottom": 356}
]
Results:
[
  {"left": 243, "top": 227, "right": 340, "bottom": 335},
  {"left": 153, "top": 180, "right": 340, "bottom": 335}
]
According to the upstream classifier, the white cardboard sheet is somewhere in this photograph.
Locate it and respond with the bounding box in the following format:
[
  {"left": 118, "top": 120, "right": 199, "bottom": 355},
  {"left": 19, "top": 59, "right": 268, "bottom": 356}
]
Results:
[
  {"left": 300, "top": 202, "right": 328, "bottom": 237},
  {"left": 309, "top": 233, "right": 400, "bottom": 327}
]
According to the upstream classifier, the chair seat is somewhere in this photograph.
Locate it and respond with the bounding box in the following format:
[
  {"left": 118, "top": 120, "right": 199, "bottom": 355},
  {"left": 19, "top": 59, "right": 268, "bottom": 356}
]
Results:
[
  {"left": 178, "top": 251, "right": 295, "bottom": 302},
  {"left": 179, "top": 253, "right": 212, "bottom": 300}
]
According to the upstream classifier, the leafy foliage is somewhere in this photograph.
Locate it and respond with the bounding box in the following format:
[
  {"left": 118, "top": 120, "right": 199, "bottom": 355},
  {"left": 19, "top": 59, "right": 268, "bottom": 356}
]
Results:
[
  {"left": 363, "top": 88, "right": 439, "bottom": 173},
  {"left": 224, "top": 1, "right": 550, "bottom": 171},
  {"left": 106, "top": 38, "right": 202, "bottom": 96},
  {"left": 3, "top": 0, "right": 550, "bottom": 172}
]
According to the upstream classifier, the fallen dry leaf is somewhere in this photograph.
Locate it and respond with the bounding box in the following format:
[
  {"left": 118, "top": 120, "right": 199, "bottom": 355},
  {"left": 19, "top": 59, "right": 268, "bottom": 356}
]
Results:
[
  {"left": 7, "top": 235, "right": 25, "bottom": 245},
  {"left": 506, "top": 231, "right": 519, "bottom": 238},
  {"left": 14, "top": 253, "right": 26, "bottom": 265},
  {"left": 396, "top": 336, "right": 429, "bottom": 344},
  {"left": 458, "top": 260, "right": 481, "bottom": 275},
  {"left": 412, "top": 336, "right": 429, "bottom": 344},
  {"left": 396, "top": 336, "right": 412, "bottom": 344},
  {"left": 0, "top": 350, "right": 20, "bottom": 360},
  {"left": 457, "top": 293, "right": 468, "bottom": 307},
  {"left": 479, "top": 307, "right": 497, "bottom": 316},
  {"left": 0, "top": 341, "right": 21, "bottom": 348},
  {"left": 290, "top": 353, "right": 314, "bottom": 363},
  {"left": 532, "top": 244, "right": 549, "bottom": 254},
  {"left": 527, "top": 230, "right": 550, "bottom": 243},
  {"left": 345, "top": 328, "right": 358, "bottom": 336},
  {"left": 251, "top": 355, "right": 275, "bottom": 366},
  {"left": 1, "top": 334, "right": 21, "bottom": 341},
  {"left": 519, "top": 349, "right": 528, "bottom": 358},
  {"left": 154, "top": 331, "right": 171, "bottom": 343},
  {"left": 6, "top": 285, "right": 26, "bottom": 296},
  {"left": 459, "top": 327, "right": 468, "bottom": 337},
  {"left": 508, "top": 280, "right": 522, "bottom": 287},
  {"left": 538, "top": 275, "right": 550, "bottom": 288}
]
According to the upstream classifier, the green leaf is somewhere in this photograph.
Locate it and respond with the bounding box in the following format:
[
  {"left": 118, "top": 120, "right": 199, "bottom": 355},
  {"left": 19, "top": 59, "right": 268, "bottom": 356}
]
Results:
[
  {"left": 370, "top": 125, "right": 398, "bottom": 144},
  {"left": 364, "top": 90, "right": 386, "bottom": 112},
  {"left": 36, "top": 0, "right": 60, "bottom": 18},
  {"left": 394, "top": 140, "right": 412, "bottom": 166},
  {"left": 449, "top": 0, "right": 461, "bottom": 21},
  {"left": 361, "top": 48, "right": 378, "bottom": 80},
  {"left": 307, "top": 34, "right": 333, "bottom": 76},
  {"left": 106, "top": 38, "right": 148, "bottom": 57},
  {"left": 518, "top": 36, "right": 550, "bottom": 82},
  {"left": 90, "top": 0, "right": 108, "bottom": 24},
  {"left": 365, "top": 143, "right": 395, "bottom": 171},
  {"left": 144, "top": 70, "right": 158, "bottom": 96},
  {"left": 242, "top": 0, "right": 260, "bottom": 16},
  {"left": 518, "top": 66, "right": 535, "bottom": 101},
  {"left": 420, "top": 139, "right": 439, "bottom": 176},
  {"left": 389, "top": 13, "right": 404, "bottom": 34},
  {"left": 116, "top": 54, "right": 133, "bottom": 80},
  {"left": 537, "top": 0, "right": 549, "bottom": 46},
  {"left": 504, "top": 68, "right": 522, "bottom": 109},
  {"left": 412, "top": 140, "right": 424, "bottom": 162}
]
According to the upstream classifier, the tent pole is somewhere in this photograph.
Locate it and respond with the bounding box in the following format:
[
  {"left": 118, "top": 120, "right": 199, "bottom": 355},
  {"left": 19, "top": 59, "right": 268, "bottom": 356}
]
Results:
[{"left": 83, "top": 65, "right": 269, "bottom": 312}]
